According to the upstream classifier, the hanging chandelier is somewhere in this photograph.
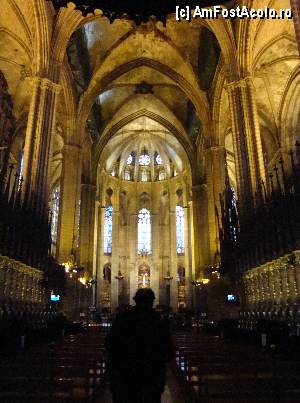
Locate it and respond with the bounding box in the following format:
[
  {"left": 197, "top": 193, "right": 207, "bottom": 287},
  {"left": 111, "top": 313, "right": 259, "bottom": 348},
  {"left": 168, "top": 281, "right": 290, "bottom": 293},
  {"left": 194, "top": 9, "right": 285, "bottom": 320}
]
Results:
[{"left": 48, "top": 1, "right": 228, "bottom": 24}]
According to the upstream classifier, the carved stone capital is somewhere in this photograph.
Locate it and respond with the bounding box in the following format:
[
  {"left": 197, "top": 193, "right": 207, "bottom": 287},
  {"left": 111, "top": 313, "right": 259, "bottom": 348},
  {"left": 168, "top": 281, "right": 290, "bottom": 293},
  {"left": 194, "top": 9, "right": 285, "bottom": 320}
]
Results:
[{"left": 225, "top": 76, "right": 255, "bottom": 95}]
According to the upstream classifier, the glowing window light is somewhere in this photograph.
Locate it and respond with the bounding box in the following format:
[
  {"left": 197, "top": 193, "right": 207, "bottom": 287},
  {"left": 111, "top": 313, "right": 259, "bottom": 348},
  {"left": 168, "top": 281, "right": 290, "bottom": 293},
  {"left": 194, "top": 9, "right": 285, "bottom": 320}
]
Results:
[
  {"left": 18, "top": 149, "right": 24, "bottom": 189},
  {"left": 104, "top": 206, "right": 113, "bottom": 254},
  {"left": 156, "top": 154, "right": 163, "bottom": 165},
  {"left": 51, "top": 186, "right": 60, "bottom": 256},
  {"left": 176, "top": 206, "right": 185, "bottom": 254},
  {"left": 139, "top": 153, "right": 150, "bottom": 166},
  {"left": 137, "top": 208, "right": 151, "bottom": 254},
  {"left": 127, "top": 154, "right": 133, "bottom": 165}
]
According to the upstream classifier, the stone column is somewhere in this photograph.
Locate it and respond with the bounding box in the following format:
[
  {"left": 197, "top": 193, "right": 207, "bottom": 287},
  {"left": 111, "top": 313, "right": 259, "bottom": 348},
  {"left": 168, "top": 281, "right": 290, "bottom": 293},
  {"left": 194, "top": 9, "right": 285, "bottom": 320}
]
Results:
[
  {"left": 22, "top": 77, "right": 61, "bottom": 202},
  {"left": 129, "top": 213, "right": 137, "bottom": 303},
  {"left": 111, "top": 209, "right": 120, "bottom": 311},
  {"left": 57, "top": 144, "right": 82, "bottom": 264},
  {"left": 205, "top": 146, "right": 226, "bottom": 265},
  {"left": 151, "top": 212, "right": 160, "bottom": 305},
  {"left": 79, "top": 184, "right": 96, "bottom": 276},
  {"left": 97, "top": 204, "right": 106, "bottom": 308},
  {"left": 184, "top": 204, "right": 193, "bottom": 309},
  {"left": 291, "top": 0, "right": 300, "bottom": 55},
  {"left": 191, "top": 184, "right": 209, "bottom": 280},
  {"left": 226, "top": 78, "right": 266, "bottom": 213},
  {"left": 169, "top": 207, "right": 178, "bottom": 310}
]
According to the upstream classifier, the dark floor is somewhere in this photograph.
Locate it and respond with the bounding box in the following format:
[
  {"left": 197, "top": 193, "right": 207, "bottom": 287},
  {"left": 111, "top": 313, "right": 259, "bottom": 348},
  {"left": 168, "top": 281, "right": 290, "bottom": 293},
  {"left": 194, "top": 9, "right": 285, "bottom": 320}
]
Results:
[
  {"left": 99, "top": 368, "right": 185, "bottom": 402},
  {"left": 1, "top": 327, "right": 300, "bottom": 402}
]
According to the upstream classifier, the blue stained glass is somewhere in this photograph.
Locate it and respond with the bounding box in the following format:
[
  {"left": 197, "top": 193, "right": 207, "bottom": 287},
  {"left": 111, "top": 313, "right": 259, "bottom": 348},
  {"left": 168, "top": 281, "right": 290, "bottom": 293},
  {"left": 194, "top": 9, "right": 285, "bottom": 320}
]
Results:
[
  {"left": 156, "top": 154, "right": 163, "bottom": 165},
  {"left": 138, "top": 208, "right": 151, "bottom": 254},
  {"left": 104, "top": 206, "right": 113, "bottom": 254},
  {"left": 127, "top": 154, "right": 133, "bottom": 165},
  {"left": 139, "top": 154, "right": 150, "bottom": 166},
  {"left": 176, "top": 206, "right": 185, "bottom": 254}
]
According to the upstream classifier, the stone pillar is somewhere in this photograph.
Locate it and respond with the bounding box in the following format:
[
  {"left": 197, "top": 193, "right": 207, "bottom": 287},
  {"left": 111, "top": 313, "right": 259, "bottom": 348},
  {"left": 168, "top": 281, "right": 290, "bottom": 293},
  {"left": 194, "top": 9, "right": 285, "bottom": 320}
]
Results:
[
  {"left": 205, "top": 146, "right": 226, "bottom": 265},
  {"left": 191, "top": 184, "right": 209, "bottom": 279},
  {"left": 22, "top": 77, "right": 61, "bottom": 202},
  {"left": 226, "top": 78, "right": 266, "bottom": 213},
  {"left": 169, "top": 207, "right": 178, "bottom": 310},
  {"left": 111, "top": 209, "right": 120, "bottom": 311},
  {"left": 291, "top": 0, "right": 300, "bottom": 55},
  {"left": 184, "top": 204, "right": 193, "bottom": 309},
  {"left": 79, "top": 184, "right": 96, "bottom": 276},
  {"left": 151, "top": 212, "right": 160, "bottom": 305},
  {"left": 97, "top": 205, "right": 106, "bottom": 308},
  {"left": 57, "top": 144, "right": 82, "bottom": 264}
]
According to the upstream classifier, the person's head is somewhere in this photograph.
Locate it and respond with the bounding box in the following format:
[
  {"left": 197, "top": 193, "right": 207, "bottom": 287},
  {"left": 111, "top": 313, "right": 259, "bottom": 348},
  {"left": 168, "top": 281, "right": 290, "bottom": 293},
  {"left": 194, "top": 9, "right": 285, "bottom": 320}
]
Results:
[{"left": 133, "top": 288, "right": 155, "bottom": 308}]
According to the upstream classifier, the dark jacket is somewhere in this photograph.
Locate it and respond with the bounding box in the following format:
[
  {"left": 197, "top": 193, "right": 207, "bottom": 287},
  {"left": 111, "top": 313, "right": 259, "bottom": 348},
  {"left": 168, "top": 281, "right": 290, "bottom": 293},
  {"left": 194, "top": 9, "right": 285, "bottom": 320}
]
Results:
[{"left": 105, "top": 306, "right": 173, "bottom": 395}]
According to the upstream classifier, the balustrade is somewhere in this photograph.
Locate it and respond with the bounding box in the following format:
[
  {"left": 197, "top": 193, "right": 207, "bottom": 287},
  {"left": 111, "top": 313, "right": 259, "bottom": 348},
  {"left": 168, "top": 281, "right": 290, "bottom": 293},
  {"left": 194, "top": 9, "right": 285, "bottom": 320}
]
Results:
[{"left": 0, "top": 256, "right": 45, "bottom": 305}]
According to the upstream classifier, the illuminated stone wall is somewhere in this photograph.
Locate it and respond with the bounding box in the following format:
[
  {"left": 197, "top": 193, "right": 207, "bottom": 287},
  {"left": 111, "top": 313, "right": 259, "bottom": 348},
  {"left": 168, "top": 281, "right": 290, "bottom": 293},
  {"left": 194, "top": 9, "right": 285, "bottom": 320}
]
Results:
[{"left": 95, "top": 171, "right": 193, "bottom": 312}]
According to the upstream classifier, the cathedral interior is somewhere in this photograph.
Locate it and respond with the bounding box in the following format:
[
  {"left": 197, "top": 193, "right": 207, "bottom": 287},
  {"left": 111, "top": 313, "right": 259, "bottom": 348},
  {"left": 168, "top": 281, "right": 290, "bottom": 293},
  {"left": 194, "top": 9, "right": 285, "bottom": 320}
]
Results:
[{"left": 1, "top": 0, "right": 300, "bottom": 401}]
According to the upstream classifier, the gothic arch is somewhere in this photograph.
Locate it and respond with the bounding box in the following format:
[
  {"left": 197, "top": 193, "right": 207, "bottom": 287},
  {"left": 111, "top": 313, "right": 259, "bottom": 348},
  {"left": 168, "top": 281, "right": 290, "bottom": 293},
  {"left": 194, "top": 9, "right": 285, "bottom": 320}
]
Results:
[
  {"left": 77, "top": 58, "right": 211, "bottom": 145},
  {"left": 279, "top": 64, "right": 300, "bottom": 146},
  {"left": 93, "top": 109, "right": 197, "bottom": 180}
]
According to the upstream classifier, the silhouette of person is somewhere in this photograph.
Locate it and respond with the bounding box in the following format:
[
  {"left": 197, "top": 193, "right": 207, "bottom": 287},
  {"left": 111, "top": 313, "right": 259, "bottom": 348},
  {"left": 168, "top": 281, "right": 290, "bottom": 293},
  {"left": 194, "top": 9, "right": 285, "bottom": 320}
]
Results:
[{"left": 106, "top": 288, "right": 173, "bottom": 403}]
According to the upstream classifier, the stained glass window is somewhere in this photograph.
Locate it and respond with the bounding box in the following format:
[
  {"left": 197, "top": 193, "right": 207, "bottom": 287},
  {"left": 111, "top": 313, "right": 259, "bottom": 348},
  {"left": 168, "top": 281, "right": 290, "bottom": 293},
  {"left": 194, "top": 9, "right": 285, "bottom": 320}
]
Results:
[
  {"left": 229, "top": 187, "right": 238, "bottom": 242},
  {"left": 18, "top": 149, "right": 24, "bottom": 190},
  {"left": 51, "top": 186, "right": 60, "bottom": 256},
  {"left": 127, "top": 154, "right": 133, "bottom": 165},
  {"left": 156, "top": 154, "right": 163, "bottom": 165},
  {"left": 138, "top": 208, "right": 151, "bottom": 254},
  {"left": 176, "top": 206, "right": 185, "bottom": 254},
  {"left": 139, "top": 153, "right": 150, "bottom": 166},
  {"left": 104, "top": 206, "right": 113, "bottom": 254}
]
